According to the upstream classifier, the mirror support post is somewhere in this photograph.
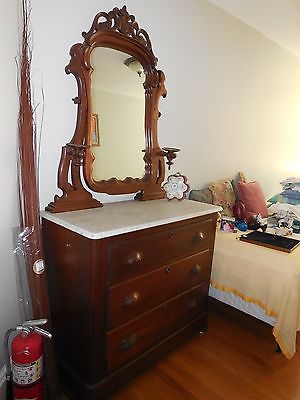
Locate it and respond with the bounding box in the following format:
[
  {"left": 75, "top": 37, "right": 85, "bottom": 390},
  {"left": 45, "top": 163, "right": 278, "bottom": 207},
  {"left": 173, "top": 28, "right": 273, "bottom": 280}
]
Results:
[{"left": 45, "top": 144, "right": 102, "bottom": 213}]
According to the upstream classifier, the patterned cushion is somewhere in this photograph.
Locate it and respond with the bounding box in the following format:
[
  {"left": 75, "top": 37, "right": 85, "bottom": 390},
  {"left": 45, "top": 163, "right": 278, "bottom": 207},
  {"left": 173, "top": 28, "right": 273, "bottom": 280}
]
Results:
[
  {"left": 237, "top": 171, "right": 246, "bottom": 183},
  {"left": 189, "top": 188, "right": 213, "bottom": 204},
  {"left": 208, "top": 179, "right": 236, "bottom": 216}
]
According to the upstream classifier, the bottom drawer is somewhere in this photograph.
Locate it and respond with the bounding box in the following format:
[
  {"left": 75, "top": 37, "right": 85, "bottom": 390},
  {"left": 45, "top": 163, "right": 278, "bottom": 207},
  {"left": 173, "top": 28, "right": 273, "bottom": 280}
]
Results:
[{"left": 106, "top": 283, "right": 208, "bottom": 372}]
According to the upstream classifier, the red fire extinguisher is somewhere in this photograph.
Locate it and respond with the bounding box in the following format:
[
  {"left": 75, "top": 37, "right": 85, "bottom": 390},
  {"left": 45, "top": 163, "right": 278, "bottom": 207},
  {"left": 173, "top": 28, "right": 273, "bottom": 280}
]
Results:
[{"left": 4, "top": 319, "right": 52, "bottom": 400}]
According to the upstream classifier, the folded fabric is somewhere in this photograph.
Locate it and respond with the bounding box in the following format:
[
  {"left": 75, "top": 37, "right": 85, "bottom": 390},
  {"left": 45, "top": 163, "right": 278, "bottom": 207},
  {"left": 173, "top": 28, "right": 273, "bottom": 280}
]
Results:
[
  {"left": 282, "top": 185, "right": 300, "bottom": 193},
  {"left": 268, "top": 203, "right": 300, "bottom": 219},
  {"left": 268, "top": 193, "right": 300, "bottom": 206},
  {"left": 281, "top": 189, "right": 300, "bottom": 199},
  {"left": 280, "top": 178, "right": 300, "bottom": 193},
  {"left": 280, "top": 177, "right": 300, "bottom": 186}
]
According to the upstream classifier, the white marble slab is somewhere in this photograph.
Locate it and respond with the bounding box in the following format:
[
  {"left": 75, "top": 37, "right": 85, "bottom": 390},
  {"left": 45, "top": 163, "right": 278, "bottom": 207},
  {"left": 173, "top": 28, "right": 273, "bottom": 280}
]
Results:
[{"left": 41, "top": 199, "right": 222, "bottom": 240}]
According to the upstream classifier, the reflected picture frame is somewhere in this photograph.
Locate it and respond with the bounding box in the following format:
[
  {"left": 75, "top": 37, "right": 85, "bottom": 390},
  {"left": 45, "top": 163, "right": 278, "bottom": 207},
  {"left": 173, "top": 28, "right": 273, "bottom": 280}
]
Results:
[{"left": 91, "top": 113, "right": 100, "bottom": 146}]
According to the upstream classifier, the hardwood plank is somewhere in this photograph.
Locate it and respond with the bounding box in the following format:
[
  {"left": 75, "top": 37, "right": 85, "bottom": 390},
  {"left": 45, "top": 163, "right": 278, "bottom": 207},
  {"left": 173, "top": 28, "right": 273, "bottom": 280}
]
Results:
[{"left": 104, "top": 303, "right": 300, "bottom": 400}]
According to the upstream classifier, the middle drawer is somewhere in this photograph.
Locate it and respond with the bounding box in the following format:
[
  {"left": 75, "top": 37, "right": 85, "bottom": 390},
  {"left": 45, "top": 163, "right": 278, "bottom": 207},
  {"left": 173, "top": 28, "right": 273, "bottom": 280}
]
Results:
[{"left": 107, "top": 249, "right": 212, "bottom": 329}]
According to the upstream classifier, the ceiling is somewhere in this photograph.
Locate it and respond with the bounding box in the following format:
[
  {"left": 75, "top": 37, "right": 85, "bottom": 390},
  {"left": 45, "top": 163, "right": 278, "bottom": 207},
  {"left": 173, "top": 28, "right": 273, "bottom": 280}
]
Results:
[{"left": 208, "top": 0, "right": 300, "bottom": 59}]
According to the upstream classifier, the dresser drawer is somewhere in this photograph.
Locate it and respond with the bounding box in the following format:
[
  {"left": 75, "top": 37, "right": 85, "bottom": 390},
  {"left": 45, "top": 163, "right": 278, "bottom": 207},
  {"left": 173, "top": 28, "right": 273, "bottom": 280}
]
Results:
[
  {"left": 107, "top": 249, "right": 212, "bottom": 329},
  {"left": 106, "top": 284, "right": 208, "bottom": 372},
  {"left": 108, "top": 217, "right": 215, "bottom": 282}
]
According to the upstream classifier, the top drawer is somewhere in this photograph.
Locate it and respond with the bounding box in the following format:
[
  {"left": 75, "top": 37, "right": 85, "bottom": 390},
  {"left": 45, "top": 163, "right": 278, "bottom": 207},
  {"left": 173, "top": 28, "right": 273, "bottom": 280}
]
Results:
[{"left": 108, "top": 216, "right": 216, "bottom": 282}]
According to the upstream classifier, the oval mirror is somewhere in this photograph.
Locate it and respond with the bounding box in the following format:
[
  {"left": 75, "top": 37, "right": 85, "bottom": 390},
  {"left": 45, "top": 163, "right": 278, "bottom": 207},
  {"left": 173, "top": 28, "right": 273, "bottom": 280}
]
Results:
[{"left": 90, "top": 47, "right": 145, "bottom": 181}]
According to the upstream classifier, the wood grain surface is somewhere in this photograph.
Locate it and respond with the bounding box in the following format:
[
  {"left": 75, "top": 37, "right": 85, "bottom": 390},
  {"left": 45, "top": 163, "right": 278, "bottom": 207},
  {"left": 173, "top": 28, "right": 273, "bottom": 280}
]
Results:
[{"left": 105, "top": 299, "right": 300, "bottom": 400}]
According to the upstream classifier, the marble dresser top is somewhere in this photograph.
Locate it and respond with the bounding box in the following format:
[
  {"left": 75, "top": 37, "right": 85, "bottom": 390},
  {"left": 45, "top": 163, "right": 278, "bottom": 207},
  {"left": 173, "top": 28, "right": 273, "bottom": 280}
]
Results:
[{"left": 41, "top": 199, "right": 221, "bottom": 240}]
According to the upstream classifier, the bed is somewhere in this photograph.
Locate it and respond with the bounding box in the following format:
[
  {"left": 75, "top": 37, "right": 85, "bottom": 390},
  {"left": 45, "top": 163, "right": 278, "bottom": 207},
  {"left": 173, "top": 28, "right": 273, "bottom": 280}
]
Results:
[
  {"left": 189, "top": 175, "right": 300, "bottom": 359},
  {"left": 210, "top": 228, "right": 300, "bottom": 359}
]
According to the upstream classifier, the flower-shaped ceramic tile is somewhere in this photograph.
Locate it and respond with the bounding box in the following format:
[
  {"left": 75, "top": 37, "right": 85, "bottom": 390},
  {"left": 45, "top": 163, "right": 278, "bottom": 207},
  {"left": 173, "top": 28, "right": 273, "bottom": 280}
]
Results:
[{"left": 163, "top": 173, "right": 189, "bottom": 200}]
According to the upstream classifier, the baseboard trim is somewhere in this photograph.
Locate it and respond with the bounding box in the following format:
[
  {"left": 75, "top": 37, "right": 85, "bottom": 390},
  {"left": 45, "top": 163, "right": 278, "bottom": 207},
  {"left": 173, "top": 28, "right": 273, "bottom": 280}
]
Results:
[{"left": 0, "top": 365, "right": 7, "bottom": 387}]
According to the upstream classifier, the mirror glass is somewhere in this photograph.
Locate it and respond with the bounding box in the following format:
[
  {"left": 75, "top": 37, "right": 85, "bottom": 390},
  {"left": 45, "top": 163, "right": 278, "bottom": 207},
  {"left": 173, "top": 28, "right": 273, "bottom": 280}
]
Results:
[{"left": 90, "top": 47, "right": 146, "bottom": 181}]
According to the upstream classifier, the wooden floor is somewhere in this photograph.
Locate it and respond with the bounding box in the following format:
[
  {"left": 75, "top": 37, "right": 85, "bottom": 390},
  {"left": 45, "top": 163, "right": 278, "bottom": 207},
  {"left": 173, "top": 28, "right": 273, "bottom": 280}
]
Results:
[{"left": 106, "top": 301, "right": 300, "bottom": 400}]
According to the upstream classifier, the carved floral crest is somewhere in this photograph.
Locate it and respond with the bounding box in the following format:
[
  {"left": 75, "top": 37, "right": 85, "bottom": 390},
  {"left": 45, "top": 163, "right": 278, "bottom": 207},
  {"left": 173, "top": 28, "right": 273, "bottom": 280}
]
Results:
[{"left": 82, "top": 6, "right": 153, "bottom": 55}]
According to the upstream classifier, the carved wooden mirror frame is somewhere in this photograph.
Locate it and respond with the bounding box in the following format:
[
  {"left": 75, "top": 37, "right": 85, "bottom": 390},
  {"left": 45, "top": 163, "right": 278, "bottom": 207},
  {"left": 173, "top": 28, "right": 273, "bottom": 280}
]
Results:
[{"left": 46, "top": 6, "right": 178, "bottom": 213}]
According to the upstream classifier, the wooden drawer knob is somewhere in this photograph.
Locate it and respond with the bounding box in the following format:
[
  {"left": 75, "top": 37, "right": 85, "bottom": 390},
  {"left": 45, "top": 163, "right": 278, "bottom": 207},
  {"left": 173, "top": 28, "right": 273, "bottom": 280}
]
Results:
[
  {"left": 165, "top": 266, "right": 172, "bottom": 274},
  {"left": 125, "top": 251, "right": 143, "bottom": 266},
  {"left": 186, "top": 298, "right": 198, "bottom": 310},
  {"left": 192, "top": 231, "right": 206, "bottom": 242},
  {"left": 118, "top": 334, "right": 137, "bottom": 351},
  {"left": 190, "top": 264, "right": 202, "bottom": 275},
  {"left": 122, "top": 292, "right": 141, "bottom": 307}
]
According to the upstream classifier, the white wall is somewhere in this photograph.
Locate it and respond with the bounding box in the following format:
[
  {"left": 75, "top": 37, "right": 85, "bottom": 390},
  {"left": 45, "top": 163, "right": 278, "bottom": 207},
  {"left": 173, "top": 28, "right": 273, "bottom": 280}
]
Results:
[
  {"left": 0, "top": 0, "right": 20, "bottom": 385},
  {"left": 31, "top": 0, "right": 300, "bottom": 208},
  {"left": 208, "top": 0, "right": 300, "bottom": 58}
]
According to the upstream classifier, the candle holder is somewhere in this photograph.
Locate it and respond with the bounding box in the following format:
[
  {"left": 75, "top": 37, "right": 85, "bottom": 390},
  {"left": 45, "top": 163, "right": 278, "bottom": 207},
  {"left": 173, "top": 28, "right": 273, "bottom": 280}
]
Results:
[{"left": 161, "top": 147, "right": 180, "bottom": 170}]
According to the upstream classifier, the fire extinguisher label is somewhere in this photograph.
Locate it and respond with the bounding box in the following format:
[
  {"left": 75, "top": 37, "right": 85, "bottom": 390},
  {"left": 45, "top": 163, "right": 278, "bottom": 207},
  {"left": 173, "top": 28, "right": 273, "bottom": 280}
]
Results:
[{"left": 12, "top": 355, "right": 43, "bottom": 385}]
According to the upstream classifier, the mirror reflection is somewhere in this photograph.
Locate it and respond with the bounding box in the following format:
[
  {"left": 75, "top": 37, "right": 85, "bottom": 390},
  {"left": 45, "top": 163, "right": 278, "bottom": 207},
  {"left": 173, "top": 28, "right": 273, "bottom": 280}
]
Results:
[{"left": 90, "top": 47, "right": 145, "bottom": 181}]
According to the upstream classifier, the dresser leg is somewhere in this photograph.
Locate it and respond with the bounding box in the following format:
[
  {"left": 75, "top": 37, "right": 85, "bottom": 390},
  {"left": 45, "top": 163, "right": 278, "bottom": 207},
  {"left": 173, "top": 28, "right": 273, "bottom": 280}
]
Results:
[{"left": 275, "top": 343, "right": 282, "bottom": 353}]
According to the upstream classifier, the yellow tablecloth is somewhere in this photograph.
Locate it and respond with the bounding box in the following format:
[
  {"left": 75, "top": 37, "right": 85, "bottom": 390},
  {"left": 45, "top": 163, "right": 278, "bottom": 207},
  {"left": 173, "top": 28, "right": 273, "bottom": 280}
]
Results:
[{"left": 211, "top": 230, "right": 300, "bottom": 359}]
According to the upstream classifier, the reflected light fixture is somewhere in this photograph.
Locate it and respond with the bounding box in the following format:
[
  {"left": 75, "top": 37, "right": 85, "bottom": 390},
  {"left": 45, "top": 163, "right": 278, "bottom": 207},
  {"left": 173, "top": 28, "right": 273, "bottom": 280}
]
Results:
[{"left": 124, "top": 56, "right": 143, "bottom": 77}]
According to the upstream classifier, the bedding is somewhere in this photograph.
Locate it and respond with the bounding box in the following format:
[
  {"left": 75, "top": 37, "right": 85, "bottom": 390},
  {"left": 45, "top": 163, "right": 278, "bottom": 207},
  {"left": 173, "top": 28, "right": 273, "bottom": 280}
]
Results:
[
  {"left": 209, "top": 286, "right": 277, "bottom": 326},
  {"left": 211, "top": 230, "right": 300, "bottom": 359},
  {"left": 268, "top": 177, "right": 300, "bottom": 206},
  {"left": 190, "top": 173, "right": 300, "bottom": 359},
  {"left": 268, "top": 202, "right": 300, "bottom": 220}
]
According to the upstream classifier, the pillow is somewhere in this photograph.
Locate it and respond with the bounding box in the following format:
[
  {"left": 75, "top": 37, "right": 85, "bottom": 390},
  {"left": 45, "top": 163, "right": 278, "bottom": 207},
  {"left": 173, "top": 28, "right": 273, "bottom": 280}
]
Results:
[
  {"left": 238, "top": 181, "right": 268, "bottom": 218},
  {"left": 189, "top": 188, "right": 213, "bottom": 204},
  {"left": 208, "top": 179, "right": 236, "bottom": 216},
  {"left": 232, "top": 171, "right": 247, "bottom": 200},
  {"left": 237, "top": 171, "right": 246, "bottom": 183}
]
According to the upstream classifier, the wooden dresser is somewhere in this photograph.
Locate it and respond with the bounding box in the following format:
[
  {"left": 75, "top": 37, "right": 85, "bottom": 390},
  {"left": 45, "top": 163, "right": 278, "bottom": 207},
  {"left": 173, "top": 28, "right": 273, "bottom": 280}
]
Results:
[{"left": 42, "top": 199, "right": 221, "bottom": 399}]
